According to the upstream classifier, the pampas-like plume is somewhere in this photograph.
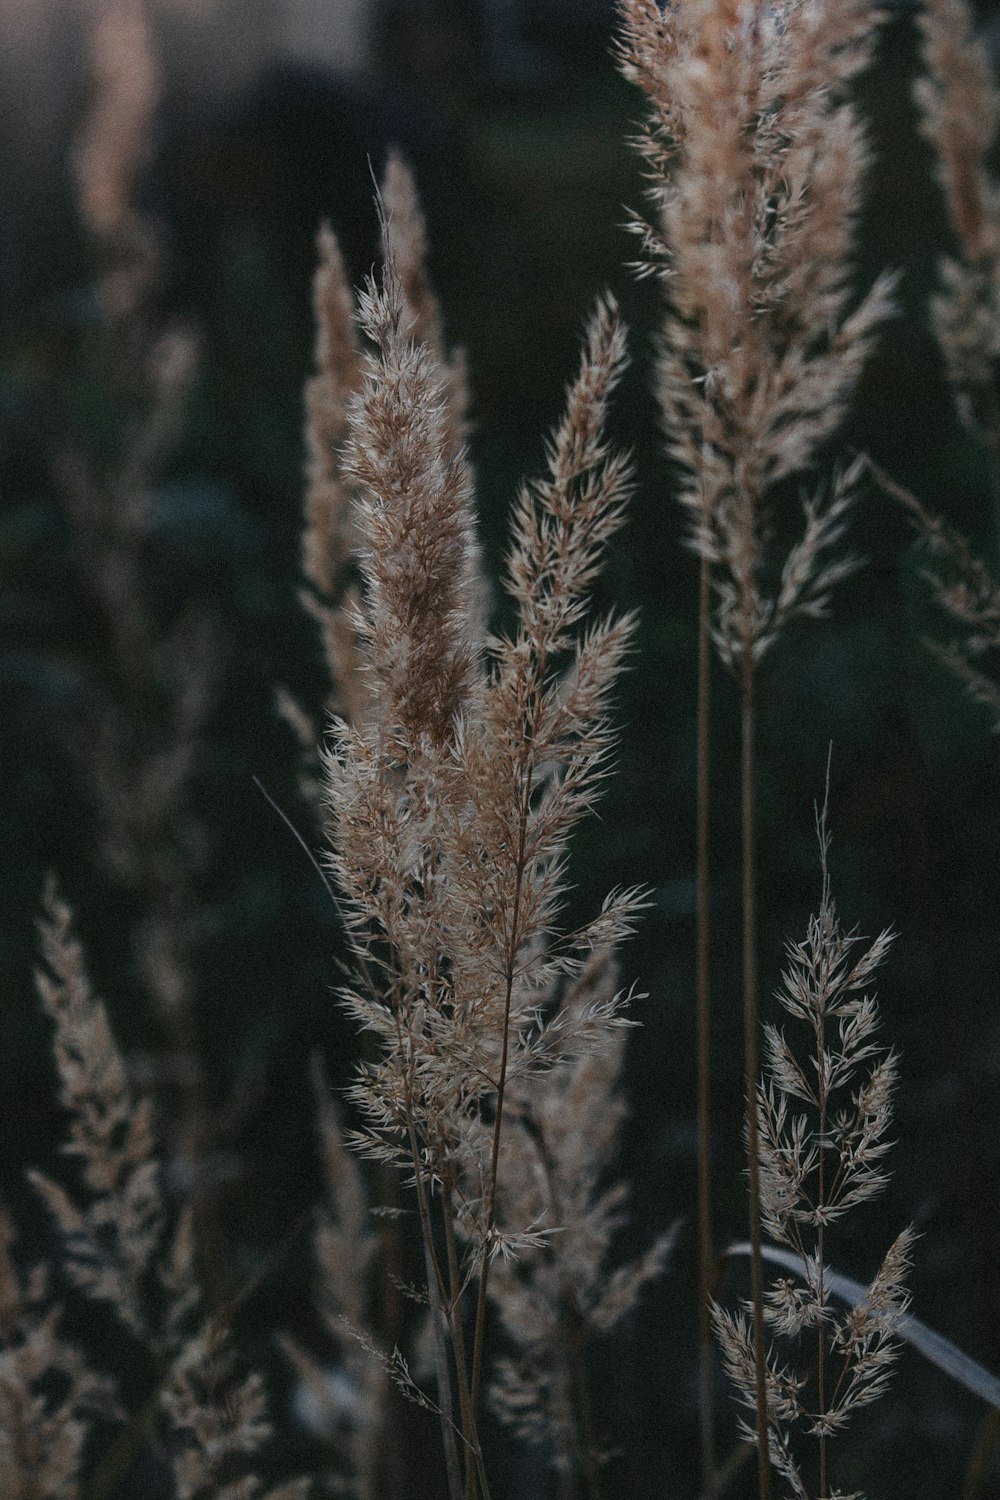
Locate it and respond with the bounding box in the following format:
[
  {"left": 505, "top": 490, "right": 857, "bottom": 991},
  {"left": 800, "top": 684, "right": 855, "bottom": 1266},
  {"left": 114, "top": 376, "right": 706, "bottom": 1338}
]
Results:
[
  {"left": 29, "top": 877, "right": 167, "bottom": 1341},
  {"left": 323, "top": 193, "right": 642, "bottom": 1494},
  {"left": 617, "top": 0, "right": 892, "bottom": 662},
  {"left": 294, "top": 152, "right": 476, "bottom": 747},
  {"left": 61, "top": 0, "right": 222, "bottom": 1297},
  {"left": 868, "top": 457, "right": 1000, "bottom": 731},
  {"left": 713, "top": 807, "right": 911, "bottom": 1500},
  {"left": 298, "top": 220, "right": 368, "bottom": 730},
  {"left": 893, "top": 1, "right": 1000, "bottom": 727},
  {"left": 378, "top": 151, "right": 471, "bottom": 459},
  {"left": 164, "top": 1326, "right": 312, "bottom": 1500}
]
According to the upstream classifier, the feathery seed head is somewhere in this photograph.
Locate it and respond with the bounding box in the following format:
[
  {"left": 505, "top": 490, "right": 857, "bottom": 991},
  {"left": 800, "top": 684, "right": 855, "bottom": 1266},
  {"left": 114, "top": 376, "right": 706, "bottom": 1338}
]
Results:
[
  {"left": 620, "top": 0, "right": 891, "bottom": 665},
  {"left": 714, "top": 810, "right": 910, "bottom": 1495}
]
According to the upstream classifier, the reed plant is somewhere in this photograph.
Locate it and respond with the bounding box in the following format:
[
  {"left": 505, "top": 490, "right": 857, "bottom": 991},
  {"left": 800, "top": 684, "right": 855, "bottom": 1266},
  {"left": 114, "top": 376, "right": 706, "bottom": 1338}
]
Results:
[
  {"left": 4, "top": 879, "right": 309, "bottom": 1500},
  {"left": 713, "top": 798, "right": 913, "bottom": 1500},
  {"left": 617, "top": 4, "right": 894, "bottom": 1492},
  {"left": 317, "top": 190, "right": 654, "bottom": 1496}
]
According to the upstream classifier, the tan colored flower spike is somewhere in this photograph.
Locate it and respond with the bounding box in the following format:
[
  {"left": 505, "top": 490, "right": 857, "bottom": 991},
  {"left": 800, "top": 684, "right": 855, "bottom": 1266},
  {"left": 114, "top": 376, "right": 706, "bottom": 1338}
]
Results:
[
  {"left": 713, "top": 805, "right": 912, "bottom": 1500},
  {"left": 323, "top": 186, "right": 647, "bottom": 1492}
]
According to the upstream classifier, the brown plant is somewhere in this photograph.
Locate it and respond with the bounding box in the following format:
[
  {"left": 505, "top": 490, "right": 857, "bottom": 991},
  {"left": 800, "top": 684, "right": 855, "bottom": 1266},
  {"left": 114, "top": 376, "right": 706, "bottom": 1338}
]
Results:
[
  {"left": 714, "top": 805, "right": 911, "bottom": 1500},
  {"left": 321, "top": 182, "right": 646, "bottom": 1495},
  {"left": 618, "top": 5, "right": 893, "bottom": 1491}
]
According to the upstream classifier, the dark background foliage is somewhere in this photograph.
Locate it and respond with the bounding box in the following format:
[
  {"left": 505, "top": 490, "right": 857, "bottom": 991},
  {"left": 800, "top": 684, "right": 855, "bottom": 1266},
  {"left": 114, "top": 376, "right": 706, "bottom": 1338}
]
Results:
[{"left": 2, "top": 1, "right": 1000, "bottom": 1495}]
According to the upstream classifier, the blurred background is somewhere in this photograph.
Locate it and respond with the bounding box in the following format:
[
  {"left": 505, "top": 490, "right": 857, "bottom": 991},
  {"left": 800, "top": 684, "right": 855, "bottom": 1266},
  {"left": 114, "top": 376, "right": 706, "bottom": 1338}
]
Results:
[{"left": 2, "top": 0, "right": 1000, "bottom": 1496}]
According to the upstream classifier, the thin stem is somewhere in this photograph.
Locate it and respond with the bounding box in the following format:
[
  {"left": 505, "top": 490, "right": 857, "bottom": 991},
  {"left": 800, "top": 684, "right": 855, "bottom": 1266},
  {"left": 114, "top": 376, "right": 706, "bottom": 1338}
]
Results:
[
  {"left": 421, "top": 1228, "right": 463, "bottom": 1500},
  {"left": 469, "top": 732, "right": 539, "bottom": 1432},
  {"left": 696, "top": 544, "right": 717, "bottom": 1498},
  {"left": 393, "top": 1001, "right": 463, "bottom": 1500},
  {"left": 441, "top": 1172, "right": 484, "bottom": 1500},
  {"left": 740, "top": 630, "right": 772, "bottom": 1500}
]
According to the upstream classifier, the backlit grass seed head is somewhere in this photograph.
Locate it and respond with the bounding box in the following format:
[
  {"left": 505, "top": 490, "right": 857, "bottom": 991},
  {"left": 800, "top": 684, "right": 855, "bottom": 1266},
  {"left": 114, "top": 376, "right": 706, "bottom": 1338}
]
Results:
[
  {"left": 618, "top": 0, "right": 893, "bottom": 665},
  {"left": 324, "top": 270, "right": 640, "bottom": 1232},
  {"left": 713, "top": 811, "right": 912, "bottom": 1499}
]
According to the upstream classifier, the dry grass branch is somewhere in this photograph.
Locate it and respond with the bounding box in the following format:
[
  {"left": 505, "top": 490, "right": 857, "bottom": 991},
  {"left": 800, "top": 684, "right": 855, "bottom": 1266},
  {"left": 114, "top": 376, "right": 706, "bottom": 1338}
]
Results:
[
  {"left": 0, "top": 882, "right": 313, "bottom": 1499},
  {"left": 714, "top": 803, "right": 911, "bottom": 1500}
]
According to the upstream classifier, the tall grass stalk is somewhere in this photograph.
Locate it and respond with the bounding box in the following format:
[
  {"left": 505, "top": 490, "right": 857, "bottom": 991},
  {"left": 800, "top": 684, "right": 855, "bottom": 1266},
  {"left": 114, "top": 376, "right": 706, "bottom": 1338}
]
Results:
[
  {"left": 617, "top": 5, "right": 893, "bottom": 1490},
  {"left": 908, "top": 23, "right": 1000, "bottom": 1482},
  {"left": 714, "top": 798, "right": 912, "bottom": 1499},
  {"left": 319, "top": 181, "right": 647, "bottom": 1492},
  {"left": 61, "top": 0, "right": 227, "bottom": 1303},
  {"left": 294, "top": 159, "right": 663, "bottom": 1494}
]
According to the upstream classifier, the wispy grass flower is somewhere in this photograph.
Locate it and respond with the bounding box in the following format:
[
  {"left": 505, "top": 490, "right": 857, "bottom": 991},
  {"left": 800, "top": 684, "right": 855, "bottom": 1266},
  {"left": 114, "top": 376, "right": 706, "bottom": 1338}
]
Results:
[
  {"left": 21, "top": 881, "right": 309, "bottom": 1500},
  {"left": 322, "top": 190, "right": 643, "bottom": 1494},
  {"left": 489, "top": 949, "right": 675, "bottom": 1497},
  {"left": 0, "top": 1205, "right": 117, "bottom": 1500},
  {"left": 714, "top": 808, "right": 912, "bottom": 1500}
]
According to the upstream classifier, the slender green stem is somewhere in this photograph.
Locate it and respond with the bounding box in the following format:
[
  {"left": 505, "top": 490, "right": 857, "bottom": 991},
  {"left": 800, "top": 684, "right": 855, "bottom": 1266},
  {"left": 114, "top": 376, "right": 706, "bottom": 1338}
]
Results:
[
  {"left": 740, "top": 633, "right": 772, "bottom": 1500},
  {"left": 696, "top": 545, "right": 717, "bottom": 1499}
]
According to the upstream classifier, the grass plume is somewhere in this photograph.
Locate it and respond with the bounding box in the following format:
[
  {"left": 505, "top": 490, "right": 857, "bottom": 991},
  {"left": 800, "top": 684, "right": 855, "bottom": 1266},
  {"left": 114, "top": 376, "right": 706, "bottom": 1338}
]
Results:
[
  {"left": 618, "top": 6, "right": 893, "bottom": 1489},
  {"left": 320, "top": 177, "right": 645, "bottom": 1493},
  {"left": 714, "top": 801, "right": 911, "bottom": 1500}
]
